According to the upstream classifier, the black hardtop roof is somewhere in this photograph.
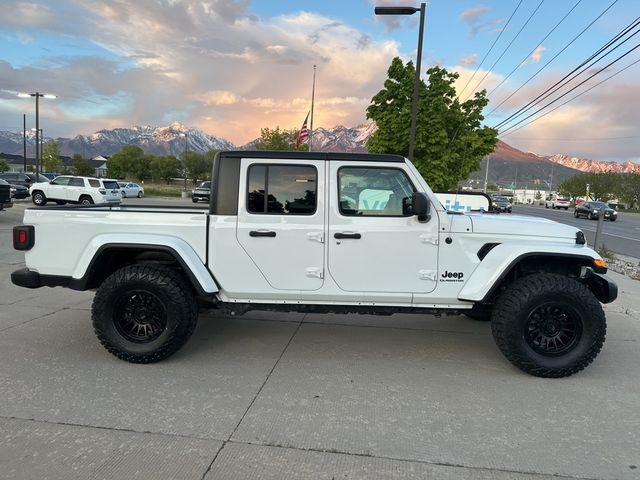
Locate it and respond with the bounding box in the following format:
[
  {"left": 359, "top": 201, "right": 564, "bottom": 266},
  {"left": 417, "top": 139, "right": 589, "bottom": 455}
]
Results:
[{"left": 220, "top": 150, "right": 406, "bottom": 163}]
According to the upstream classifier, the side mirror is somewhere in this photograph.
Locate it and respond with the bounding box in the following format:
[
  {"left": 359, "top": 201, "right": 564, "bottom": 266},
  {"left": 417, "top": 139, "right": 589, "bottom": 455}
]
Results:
[{"left": 412, "top": 192, "right": 430, "bottom": 222}]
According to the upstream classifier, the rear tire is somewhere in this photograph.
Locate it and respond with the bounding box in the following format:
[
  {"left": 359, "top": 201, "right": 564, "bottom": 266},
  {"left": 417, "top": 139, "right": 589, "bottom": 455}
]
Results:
[
  {"left": 192, "top": 197, "right": 198, "bottom": 203},
  {"left": 92, "top": 264, "right": 198, "bottom": 363},
  {"left": 491, "top": 273, "right": 606, "bottom": 378},
  {"left": 32, "top": 190, "right": 47, "bottom": 206},
  {"left": 79, "top": 195, "right": 94, "bottom": 205}
]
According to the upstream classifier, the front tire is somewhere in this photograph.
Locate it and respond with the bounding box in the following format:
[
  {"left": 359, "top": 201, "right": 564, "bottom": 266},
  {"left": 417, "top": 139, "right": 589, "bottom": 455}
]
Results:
[
  {"left": 137, "top": 191, "right": 143, "bottom": 198},
  {"left": 574, "top": 210, "right": 579, "bottom": 218},
  {"left": 491, "top": 273, "right": 606, "bottom": 378},
  {"left": 92, "top": 264, "right": 198, "bottom": 363},
  {"left": 32, "top": 190, "right": 47, "bottom": 206}
]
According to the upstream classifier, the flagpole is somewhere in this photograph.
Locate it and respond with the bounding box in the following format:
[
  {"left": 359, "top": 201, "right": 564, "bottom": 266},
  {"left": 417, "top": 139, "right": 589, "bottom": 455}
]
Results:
[{"left": 309, "top": 64, "right": 316, "bottom": 152}]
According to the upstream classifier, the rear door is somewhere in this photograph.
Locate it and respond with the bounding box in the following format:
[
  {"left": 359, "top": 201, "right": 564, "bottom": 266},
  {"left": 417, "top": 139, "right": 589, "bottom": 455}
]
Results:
[{"left": 236, "top": 159, "right": 325, "bottom": 291}]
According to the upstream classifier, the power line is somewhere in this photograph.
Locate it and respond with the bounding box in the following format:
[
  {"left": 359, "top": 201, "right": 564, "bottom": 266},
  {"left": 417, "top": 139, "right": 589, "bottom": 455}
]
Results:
[
  {"left": 494, "top": 15, "right": 640, "bottom": 130},
  {"left": 457, "top": 0, "right": 524, "bottom": 99},
  {"left": 486, "top": 0, "right": 620, "bottom": 117},
  {"left": 464, "top": 0, "right": 546, "bottom": 101},
  {"left": 508, "top": 135, "right": 640, "bottom": 141},
  {"left": 499, "top": 51, "right": 640, "bottom": 137},
  {"left": 487, "top": 0, "right": 583, "bottom": 99}
]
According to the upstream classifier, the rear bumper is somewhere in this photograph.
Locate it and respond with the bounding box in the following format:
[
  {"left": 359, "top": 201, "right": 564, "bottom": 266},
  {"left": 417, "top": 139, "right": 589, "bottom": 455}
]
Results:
[{"left": 11, "top": 268, "right": 72, "bottom": 289}]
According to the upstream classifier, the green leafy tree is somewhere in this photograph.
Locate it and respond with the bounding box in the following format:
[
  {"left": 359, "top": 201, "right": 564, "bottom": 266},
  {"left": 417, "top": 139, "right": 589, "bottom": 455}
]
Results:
[
  {"left": 558, "top": 173, "right": 588, "bottom": 199},
  {"left": 0, "top": 159, "right": 9, "bottom": 172},
  {"left": 615, "top": 173, "right": 640, "bottom": 208},
  {"left": 107, "top": 145, "right": 146, "bottom": 180},
  {"left": 366, "top": 58, "right": 498, "bottom": 190},
  {"left": 73, "top": 154, "right": 94, "bottom": 176},
  {"left": 254, "top": 126, "right": 309, "bottom": 151},
  {"left": 42, "top": 140, "right": 63, "bottom": 173},
  {"left": 183, "top": 151, "right": 208, "bottom": 183},
  {"left": 151, "top": 155, "right": 182, "bottom": 183},
  {"left": 586, "top": 172, "right": 618, "bottom": 201}
]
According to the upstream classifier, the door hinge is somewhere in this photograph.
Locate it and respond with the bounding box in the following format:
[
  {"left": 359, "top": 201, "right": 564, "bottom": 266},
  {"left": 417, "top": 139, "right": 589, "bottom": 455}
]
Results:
[
  {"left": 420, "top": 234, "right": 438, "bottom": 245},
  {"left": 306, "top": 267, "right": 324, "bottom": 279},
  {"left": 418, "top": 269, "right": 437, "bottom": 281},
  {"left": 307, "top": 232, "right": 324, "bottom": 243}
]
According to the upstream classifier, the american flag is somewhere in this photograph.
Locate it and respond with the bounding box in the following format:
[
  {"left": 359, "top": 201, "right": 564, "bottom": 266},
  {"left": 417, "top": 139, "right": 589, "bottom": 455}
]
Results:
[{"left": 295, "top": 111, "right": 310, "bottom": 146}]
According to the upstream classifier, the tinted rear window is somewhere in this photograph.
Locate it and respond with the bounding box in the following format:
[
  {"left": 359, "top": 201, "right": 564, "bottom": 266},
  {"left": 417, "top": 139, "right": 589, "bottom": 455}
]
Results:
[
  {"left": 88, "top": 179, "right": 100, "bottom": 187},
  {"left": 103, "top": 181, "right": 120, "bottom": 189}
]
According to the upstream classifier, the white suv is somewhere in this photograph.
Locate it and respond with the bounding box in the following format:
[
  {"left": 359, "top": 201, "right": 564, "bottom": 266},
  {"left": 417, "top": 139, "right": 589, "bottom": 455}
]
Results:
[
  {"left": 545, "top": 197, "right": 571, "bottom": 210},
  {"left": 30, "top": 176, "right": 122, "bottom": 206}
]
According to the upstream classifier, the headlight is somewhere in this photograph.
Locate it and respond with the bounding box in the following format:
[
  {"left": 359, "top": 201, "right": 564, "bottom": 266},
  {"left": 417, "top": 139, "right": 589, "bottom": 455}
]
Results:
[
  {"left": 613, "top": 211, "right": 618, "bottom": 215},
  {"left": 10, "top": 187, "right": 16, "bottom": 194},
  {"left": 593, "top": 209, "right": 599, "bottom": 213}
]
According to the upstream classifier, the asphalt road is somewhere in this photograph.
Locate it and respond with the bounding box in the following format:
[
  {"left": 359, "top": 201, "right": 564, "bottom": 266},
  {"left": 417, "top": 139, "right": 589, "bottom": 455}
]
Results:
[
  {"left": 513, "top": 204, "right": 640, "bottom": 258},
  {"left": 1, "top": 199, "right": 640, "bottom": 479}
]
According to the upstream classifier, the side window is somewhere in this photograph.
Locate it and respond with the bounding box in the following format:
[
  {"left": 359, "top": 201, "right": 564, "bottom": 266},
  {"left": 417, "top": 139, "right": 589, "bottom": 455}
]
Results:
[
  {"left": 52, "top": 177, "right": 71, "bottom": 186},
  {"left": 69, "top": 178, "right": 84, "bottom": 187},
  {"left": 88, "top": 179, "right": 100, "bottom": 187},
  {"left": 338, "top": 167, "right": 415, "bottom": 217},
  {"left": 247, "top": 164, "right": 317, "bottom": 215}
]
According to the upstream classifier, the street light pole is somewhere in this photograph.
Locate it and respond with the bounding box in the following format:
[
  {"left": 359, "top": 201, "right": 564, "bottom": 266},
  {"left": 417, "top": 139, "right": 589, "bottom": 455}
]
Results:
[
  {"left": 375, "top": 3, "right": 426, "bottom": 161},
  {"left": 179, "top": 132, "right": 188, "bottom": 191},
  {"left": 23, "top": 114, "right": 27, "bottom": 173},
  {"left": 483, "top": 156, "right": 490, "bottom": 193},
  {"left": 17, "top": 92, "right": 56, "bottom": 175}
]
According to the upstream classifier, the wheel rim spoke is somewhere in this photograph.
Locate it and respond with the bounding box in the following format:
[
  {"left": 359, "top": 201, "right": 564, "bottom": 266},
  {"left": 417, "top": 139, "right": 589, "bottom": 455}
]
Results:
[
  {"left": 114, "top": 290, "right": 167, "bottom": 343},
  {"left": 524, "top": 303, "right": 583, "bottom": 356}
]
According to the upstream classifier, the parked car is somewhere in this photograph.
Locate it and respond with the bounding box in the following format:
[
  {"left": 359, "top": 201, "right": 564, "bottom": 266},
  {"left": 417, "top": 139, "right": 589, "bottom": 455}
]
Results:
[
  {"left": 574, "top": 201, "right": 618, "bottom": 221},
  {"left": 191, "top": 181, "right": 211, "bottom": 203},
  {"left": 0, "top": 172, "right": 33, "bottom": 188},
  {"left": 29, "top": 176, "right": 122, "bottom": 206},
  {"left": 0, "top": 178, "right": 28, "bottom": 199},
  {"left": 491, "top": 195, "right": 512, "bottom": 213},
  {"left": 0, "top": 179, "right": 12, "bottom": 211},
  {"left": 546, "top": 197, "right": 571, "bottom": 209},
  {"left": 118, "top": 182, "right": 144, "bottom": 198}
]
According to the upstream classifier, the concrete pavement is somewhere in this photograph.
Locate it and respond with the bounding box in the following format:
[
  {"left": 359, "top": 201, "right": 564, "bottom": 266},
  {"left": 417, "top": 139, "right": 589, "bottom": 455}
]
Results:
[{"left": 1, "top": 202, "right": 639, "bottom": 479}]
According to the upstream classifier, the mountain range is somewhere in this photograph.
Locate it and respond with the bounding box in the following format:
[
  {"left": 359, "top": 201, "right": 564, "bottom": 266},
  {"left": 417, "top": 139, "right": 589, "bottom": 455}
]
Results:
[{"left": 1, "top": 122, "right": 638, "bottom": 187}]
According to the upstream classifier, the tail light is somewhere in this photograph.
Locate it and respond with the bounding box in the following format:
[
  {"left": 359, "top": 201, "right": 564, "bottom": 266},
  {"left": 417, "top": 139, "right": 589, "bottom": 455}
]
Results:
[{"left": 13, "top": 225, "right": 35, "bottom": 251}]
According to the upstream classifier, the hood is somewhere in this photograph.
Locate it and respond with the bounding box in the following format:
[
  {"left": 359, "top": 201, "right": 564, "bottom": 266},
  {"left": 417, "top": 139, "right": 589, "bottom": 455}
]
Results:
[{"left": 468, "top": 213, "right": 580, "bottom": 240}]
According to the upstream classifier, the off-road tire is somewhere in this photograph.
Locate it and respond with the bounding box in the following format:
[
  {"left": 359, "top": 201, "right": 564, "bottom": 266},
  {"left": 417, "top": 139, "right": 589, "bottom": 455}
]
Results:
[
  {"left": 491, "top": 273, "right": 606, "bottom": 378},
  {"left": 32, "top": 190, "right": 47, "bottom": 206},
  {"left": 92, "top": 264, "right": 198, "bottom": 363},
  {"left": 79, "top": 195, "right": 94, "bottom": 205}
]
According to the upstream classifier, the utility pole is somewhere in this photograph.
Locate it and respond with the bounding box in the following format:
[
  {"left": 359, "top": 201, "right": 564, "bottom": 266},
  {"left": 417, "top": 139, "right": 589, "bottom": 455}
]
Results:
[
  {"left": 483, "top": 156, "right": 490, "bottom": 193},
  {"left": 23, "top": 114, "right": 27, "bottom": 172}
]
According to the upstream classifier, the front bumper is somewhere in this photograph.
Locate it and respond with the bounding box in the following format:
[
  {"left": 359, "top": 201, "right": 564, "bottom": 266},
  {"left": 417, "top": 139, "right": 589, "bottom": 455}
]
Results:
[{"left": 585, "top": 271, "right": 618, "bottom": 304}]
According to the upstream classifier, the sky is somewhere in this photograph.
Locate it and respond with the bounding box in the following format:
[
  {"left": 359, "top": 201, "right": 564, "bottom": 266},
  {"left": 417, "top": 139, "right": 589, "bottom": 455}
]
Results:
[{"left": 0, "top": 0, "right": 639, "bottom": 161}]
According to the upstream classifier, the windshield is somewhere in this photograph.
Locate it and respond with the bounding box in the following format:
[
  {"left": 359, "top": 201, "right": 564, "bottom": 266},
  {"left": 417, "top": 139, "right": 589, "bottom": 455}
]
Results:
[
  {"left": 591, "top": 202, "right": 608, "bottom": 208},
  {"left": 0, "top": 178, "right": 8, "bottom": 185},
  {"left": 199, "top": 181, "right": 211, "bottom": 188}
]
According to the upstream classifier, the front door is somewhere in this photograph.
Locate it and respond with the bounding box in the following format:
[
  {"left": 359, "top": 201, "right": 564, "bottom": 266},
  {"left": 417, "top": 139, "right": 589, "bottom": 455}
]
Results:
[
  {"left": 327, "top": 162, "right": 439, "bottom": 294},
  {"left": 236, "top": 159, "right": 325, "bottom": 291}
]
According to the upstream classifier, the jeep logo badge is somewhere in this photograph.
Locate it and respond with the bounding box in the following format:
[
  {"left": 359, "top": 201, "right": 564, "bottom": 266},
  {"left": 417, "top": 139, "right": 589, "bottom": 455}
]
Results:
[{"left": 440, "top": 270, "right": 464, "bottom": 282}]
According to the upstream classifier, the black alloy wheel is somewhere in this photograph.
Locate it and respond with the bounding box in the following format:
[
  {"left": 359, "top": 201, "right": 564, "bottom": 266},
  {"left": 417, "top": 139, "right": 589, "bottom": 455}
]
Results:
[
  {"left": 524, "top": 303, "right": 582, "bottom": 356},
  {"left": 113, "top": 290, "right": 168, "bottom": 343}
]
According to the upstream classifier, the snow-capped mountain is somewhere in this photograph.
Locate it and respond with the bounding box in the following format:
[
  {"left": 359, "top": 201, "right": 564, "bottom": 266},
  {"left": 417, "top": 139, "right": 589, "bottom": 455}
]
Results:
[
  {"left": 548, "top": 154, "right": 640, "bottom": 174},
  {"left": 0, "top": 122, "right": 234, "bottom": 157},
  {"left": 309, "top": 122, "right": 377, "bottom": 152}
]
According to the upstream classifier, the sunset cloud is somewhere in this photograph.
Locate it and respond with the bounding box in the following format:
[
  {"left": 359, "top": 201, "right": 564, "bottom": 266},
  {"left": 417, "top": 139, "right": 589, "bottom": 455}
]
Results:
[{"left": 531, "top": 45, "right": 546, "bottom": 63}]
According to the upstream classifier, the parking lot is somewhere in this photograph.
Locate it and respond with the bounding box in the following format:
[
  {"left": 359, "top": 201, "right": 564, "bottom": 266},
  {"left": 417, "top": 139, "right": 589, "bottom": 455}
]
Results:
[{"left": 1, "top": 199, "right": 639, "bottom": 479}]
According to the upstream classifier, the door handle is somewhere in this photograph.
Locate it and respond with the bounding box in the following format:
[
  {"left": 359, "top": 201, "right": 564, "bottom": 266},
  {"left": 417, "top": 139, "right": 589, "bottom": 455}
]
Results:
[
  {"left": 249, "top": 230, "right": 276, "bottom": 237},
  {"left": 334, "top": 232, "right": 361, "bottom": 239}
]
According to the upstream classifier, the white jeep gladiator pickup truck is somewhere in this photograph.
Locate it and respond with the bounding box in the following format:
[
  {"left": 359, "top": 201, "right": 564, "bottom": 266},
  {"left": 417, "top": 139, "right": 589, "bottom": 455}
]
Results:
[{"left": 11, "top": 151, "right": 617, "bottom": 377}]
